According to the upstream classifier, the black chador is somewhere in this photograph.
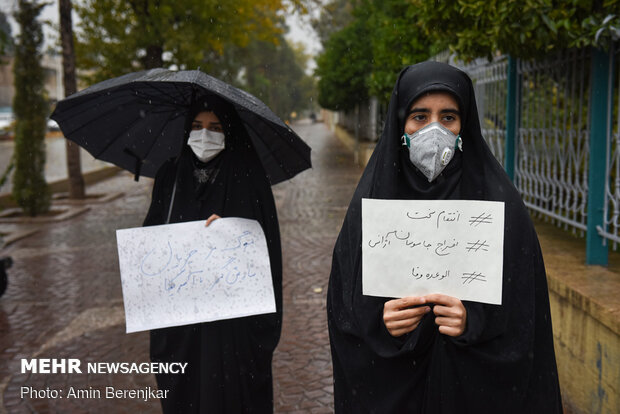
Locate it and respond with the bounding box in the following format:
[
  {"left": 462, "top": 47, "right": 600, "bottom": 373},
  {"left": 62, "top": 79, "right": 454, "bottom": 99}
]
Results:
[
  {"left": 327, "top": 62, "right": 563, "bottom": 413},
  {"left": 144, "top": 97, "right": 282, "bottom": 413}
]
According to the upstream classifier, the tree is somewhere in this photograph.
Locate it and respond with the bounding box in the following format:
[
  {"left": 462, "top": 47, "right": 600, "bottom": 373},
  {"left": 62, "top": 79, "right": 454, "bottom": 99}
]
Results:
[
  {"left": 0, "top": 11, "right": 13, "bottom": 60},
  {"left": 413, "top": 0, "right": 620, "bottom": 61},
  {"left": 74, "top": 0, "right": 289, "bottom": 83},
  {"left": 310, "top": 0, "right": 355, "bottom": 44},
  {"left": 214, "top": 35, "right": 316, "bottom": 120},
  {"left": 12, "top": 0, "right": 50, "bottom": 216},
  {"left": 315, "top": 18, "right": 371, "bottom": 111},
  {"left": 315, "top": 0, "right": 433, "bottom": 109},
  {"left": 72, "top": 0, "right": 316, "bottom": 121},
  {"left": 59, "top": 0, "right": 85, "bottom": 199},
  {"left": 315, "top": 0, "right": 620, "bottom": 113},
  {"left": 0, "top": 11, "right": 14, "bottom": 191},
  {"left": 364, "top": 0, "right": 434, "bottom": 102}
]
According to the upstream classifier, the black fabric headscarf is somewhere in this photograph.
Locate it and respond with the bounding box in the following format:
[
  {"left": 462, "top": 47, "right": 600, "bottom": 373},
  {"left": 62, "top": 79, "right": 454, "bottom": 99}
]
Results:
[
  {"left": 143, "top": 95, "right": 282, "bottom": 413},
  {"left": 327, "top": 61, "right": 562, "bottom": 413}
]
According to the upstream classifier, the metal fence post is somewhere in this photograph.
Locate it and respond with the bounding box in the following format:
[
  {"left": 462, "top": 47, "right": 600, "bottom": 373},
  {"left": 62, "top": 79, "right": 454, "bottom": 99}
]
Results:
[
  {"left": 505, "top": 56, "right": 518, "bottom": 181},
  {"left": 586, "top": 47, "right": 612, "bottom": 265}
]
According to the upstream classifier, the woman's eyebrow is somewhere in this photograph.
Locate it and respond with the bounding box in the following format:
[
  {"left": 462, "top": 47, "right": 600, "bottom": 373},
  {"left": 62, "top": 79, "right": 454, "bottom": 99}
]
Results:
[
  {"left": 407, "top": 107, "right": 461, "bottom": 117},
  {"left": 440, "top": 108, "right": 460, "bottom": 115},
  {"left": 406, "top": 107, "right": 429, "bottom": 117}
]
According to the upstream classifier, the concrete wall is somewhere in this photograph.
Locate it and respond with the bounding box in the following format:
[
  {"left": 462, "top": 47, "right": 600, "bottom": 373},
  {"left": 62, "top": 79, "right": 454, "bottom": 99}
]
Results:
[
  {"left": 322, "top": 109, "right": 375, "bottom": 167},
  {"left": 540, "top": 220, "right": 620, "bottom": 414},
  {"left": 326, "top": 98, "right": 381, "bottom": 143},
  {"left": 548, "top": 283, "right": 619, "bottom": 414}
]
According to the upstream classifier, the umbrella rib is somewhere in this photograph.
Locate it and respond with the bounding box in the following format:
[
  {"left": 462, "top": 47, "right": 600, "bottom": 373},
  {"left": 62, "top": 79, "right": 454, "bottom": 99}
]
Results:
[
  {"left": 137, "top": 82, "right": 193, "bottom": 108},
  {"left": 61, "top": 101, "right": 180, "bottom": 138},
  {"left": 56, "top": 91, "right": 136, "bottom": 122},
  {"left": 129, "top": 87, "right": 185, "bottom": 108},
  {"left": 59, "top": 81, "right": 187, "bottom": 125},
  {"left": 56, "top": 91, "right": 176, "bottom": 136},
  {"left": 91, "top": 105, "right": 182, "bottom": 160},
  {"left": 241, "top": 116, "right": 293, "bottom": 179},
  {"left": 171, "top": 82, "right": 196, "bottom": 106},
  {"left": 240, "top": 112, "right": 310, "bottom": 177},
  {"left": 141, "top": 108, "right": 185, "bottom": 162}
]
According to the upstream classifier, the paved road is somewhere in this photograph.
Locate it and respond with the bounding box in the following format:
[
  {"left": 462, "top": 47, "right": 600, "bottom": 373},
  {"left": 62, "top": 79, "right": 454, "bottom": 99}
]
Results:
[{"left": 0, "top": 120, "right": 362, "bottom": 413}]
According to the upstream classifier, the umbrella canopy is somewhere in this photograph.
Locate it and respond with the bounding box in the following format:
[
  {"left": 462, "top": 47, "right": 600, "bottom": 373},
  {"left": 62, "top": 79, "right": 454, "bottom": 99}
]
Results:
[{"left": 51, "top": 68, "right": 312, "bottom": 184}]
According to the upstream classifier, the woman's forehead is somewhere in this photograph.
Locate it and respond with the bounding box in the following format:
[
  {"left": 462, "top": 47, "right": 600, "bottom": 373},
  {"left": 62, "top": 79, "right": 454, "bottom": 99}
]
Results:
[
  {"left": 193, "top": 111, "right": 220, "bottom": 123},
  {"left": 409, "top": 91, "right": 460, "bottom": 111}
]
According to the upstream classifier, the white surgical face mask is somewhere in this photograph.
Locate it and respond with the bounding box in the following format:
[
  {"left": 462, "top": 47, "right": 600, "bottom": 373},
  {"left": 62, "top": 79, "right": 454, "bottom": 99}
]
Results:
[
  {"left": 401, "top": 122, "right": 463, "bottom": 182},
  {"left": 187, "top": 128, "right": 225, "bottom": 163}
]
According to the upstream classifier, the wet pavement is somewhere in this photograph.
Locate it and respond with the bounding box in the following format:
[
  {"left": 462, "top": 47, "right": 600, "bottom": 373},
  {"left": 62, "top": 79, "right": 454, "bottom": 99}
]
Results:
[
  {"left": 0, "top": 120, "right": 362, "bottom": 413},
  {"left": 0, "top": 135, "right": 111, "bottom": 195}
]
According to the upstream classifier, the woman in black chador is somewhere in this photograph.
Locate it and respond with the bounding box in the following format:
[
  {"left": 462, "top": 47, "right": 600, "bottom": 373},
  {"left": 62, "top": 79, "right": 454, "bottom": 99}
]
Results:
[
  {"left": 143, "top": 95, "right": 282, "bottom": 413},
  {"left": 327, "top": 61, "right": 563, "bottom": 413}
]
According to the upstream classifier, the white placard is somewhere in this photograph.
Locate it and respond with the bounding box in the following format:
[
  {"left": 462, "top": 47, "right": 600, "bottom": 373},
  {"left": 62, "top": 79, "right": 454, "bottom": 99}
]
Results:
[
  {"left": 362, "top": 199, "right": 504, "bottom": 304},
  {"left": 116, "top": 217, "right": 275, "bottom": 333}
]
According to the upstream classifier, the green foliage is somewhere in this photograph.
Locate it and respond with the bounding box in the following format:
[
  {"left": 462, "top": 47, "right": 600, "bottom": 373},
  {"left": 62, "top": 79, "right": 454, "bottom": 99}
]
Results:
[
  {"left": 575, "top": 11, "right": 620, "bottom": 49},
  {"left": 74, "top": 0, "right": 286, "bottom": 83},
  {"left": 214, "top": 36, "right": 317, "bottom": 120},
  {"left": 0, "top": 11, "right": 13, "bottom": 59},
  {"left": 73, "top": 0, "right": 316, "bottom": 120},
  {"left": 310, "top": 0, "right": 355, "bottom": 44},
  {"left": 365, "top": 0, "right": 434, "bottom": 101},
  {"left": 315, "top": 0, "right": 433, "bottom": 109},
  {"left": 413, "top": 0, "right": 620, "bottom": 61},
  {"left": 315, "top": 0, "right": 620, "bottom": 111},
  {"left": 12, "top": 0, "right": 50, "bottom": 216},
  {"left": 315, "top": 17, "right": 371, "bottom": 111}
]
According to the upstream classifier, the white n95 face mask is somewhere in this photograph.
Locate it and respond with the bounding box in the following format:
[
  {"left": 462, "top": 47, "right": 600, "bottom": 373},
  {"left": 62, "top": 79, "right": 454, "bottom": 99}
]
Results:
[
  {"left": 187, "top": 128, "right": 226, "bottom": 163},
  {"left": 401, "top": 122, "right": 463, "bottom": 182}
]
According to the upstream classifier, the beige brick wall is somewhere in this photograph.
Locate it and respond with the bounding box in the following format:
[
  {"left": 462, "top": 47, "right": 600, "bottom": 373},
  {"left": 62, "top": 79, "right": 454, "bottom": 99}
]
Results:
[{"left": 548, "top": 274, "right": 620, "bottom": 414}]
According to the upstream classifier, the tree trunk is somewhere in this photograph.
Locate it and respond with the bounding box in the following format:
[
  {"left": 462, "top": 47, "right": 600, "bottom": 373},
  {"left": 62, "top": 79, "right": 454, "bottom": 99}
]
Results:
[
  {"left": 59, "top": 0, "right": 85, "bottom": 199},
  {"left": 142, "top": 44, "right": 164, "bottom": 69}
]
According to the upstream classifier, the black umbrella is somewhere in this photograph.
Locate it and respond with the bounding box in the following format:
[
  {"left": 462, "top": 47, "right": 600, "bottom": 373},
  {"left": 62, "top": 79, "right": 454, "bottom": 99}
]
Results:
[{"left": 50, "top": 68, "right": 312, "bottom": 184}]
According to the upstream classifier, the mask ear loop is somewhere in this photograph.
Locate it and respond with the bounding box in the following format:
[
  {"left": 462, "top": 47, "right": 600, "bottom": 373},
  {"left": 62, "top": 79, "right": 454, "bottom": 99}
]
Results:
[{"left": 401, "top": 133, "right": 411, "bottom": 147}]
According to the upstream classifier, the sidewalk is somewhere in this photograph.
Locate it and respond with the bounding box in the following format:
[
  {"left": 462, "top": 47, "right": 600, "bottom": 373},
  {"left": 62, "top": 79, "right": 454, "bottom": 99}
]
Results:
[
  {"left": 0, "top": 120, "right": 359, "bottom": 413},
  {"left": 0, "top": 136, "right": 112, "bottom": 196}
]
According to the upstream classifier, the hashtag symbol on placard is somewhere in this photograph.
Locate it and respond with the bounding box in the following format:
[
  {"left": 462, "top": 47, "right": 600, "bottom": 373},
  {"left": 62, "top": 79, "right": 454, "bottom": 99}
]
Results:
[
  {"left": 465, "top": 240, "right": 490, "bottom": 252},
  {"left": 469, "top": 213, "right": 493, "bottom": 226},
  {"left": 462, "top": 272, "right": 487, "bottom": 284}
]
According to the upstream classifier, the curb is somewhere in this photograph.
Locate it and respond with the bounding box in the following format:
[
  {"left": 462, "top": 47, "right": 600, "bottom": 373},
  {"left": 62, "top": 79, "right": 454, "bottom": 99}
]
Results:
[
  {"left": 332, "top": 124, "right": 376, "bottom": 167},
  {"left": 0, "top": 166, "right": 122, "bottom": 209}
]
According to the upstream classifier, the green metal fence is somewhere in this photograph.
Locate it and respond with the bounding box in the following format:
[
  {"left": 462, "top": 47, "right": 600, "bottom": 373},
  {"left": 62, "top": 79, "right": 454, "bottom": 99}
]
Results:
[
  {"left": 332, "top": 46, "right": 618, "bottom": 265},
  {"left": 431, "top": 46, "right": 620, "bottom": 265}
]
